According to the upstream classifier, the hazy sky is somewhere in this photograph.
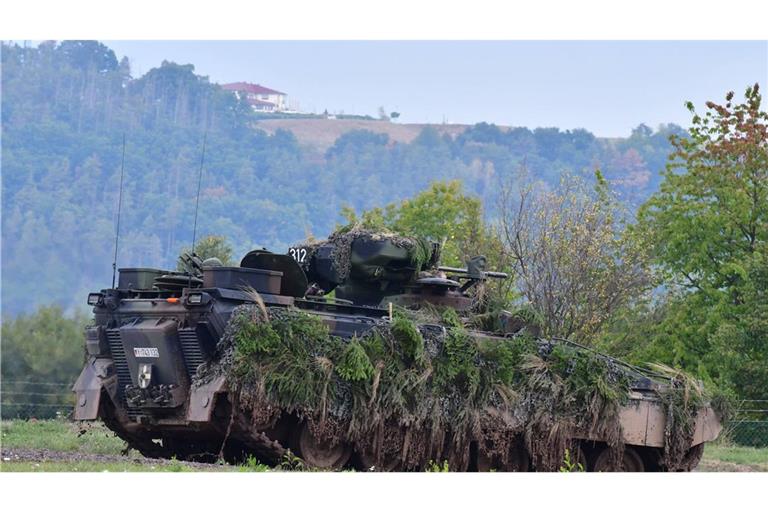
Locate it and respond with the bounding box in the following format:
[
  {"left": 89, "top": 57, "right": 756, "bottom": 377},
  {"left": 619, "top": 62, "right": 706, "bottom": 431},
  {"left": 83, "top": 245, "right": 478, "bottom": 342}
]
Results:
[{"left": 104, "top": 40, "right": 767, "bottom": 137}]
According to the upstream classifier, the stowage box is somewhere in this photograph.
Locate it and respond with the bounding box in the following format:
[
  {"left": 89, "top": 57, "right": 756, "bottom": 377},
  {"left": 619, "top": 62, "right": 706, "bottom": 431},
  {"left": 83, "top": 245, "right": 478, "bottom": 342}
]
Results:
[
  {"left": 202, "top": 266, "right": 282, "bottom": 294},
  {"left": 118, "top": 268, "right": 166, "bottom": 290}
]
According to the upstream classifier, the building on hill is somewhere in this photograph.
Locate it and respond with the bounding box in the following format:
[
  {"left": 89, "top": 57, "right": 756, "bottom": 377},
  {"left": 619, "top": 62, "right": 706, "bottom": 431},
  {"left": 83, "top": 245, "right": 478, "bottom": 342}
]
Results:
[{"left": 222, "top": 82, "right": 289, "bottom": 113}]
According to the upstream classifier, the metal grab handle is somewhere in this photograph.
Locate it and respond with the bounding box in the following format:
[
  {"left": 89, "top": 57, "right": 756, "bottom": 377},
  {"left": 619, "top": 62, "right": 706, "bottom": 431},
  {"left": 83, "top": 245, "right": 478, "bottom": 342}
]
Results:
[
  {"left": 438, "top": 266, "right": 509, "bottom": 279},
  {"left": 305, "top": 295, "right": 354, "bottom": 305}
]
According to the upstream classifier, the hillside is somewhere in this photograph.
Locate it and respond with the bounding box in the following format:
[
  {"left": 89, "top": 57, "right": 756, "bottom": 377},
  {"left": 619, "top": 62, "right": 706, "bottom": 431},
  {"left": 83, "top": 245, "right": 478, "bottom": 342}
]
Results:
[
  {"left": 1, "top": 41, "right": 682, "bottom": 315},
  {"left": 255, "top": 118, "right": 468, "bottom": 152}
]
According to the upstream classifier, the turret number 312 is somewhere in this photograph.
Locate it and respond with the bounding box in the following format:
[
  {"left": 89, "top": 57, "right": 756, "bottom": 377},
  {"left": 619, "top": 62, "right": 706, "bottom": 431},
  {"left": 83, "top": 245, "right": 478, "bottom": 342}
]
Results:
[{"left": 289, "top": 247, "right": 307, "bottom": 263}]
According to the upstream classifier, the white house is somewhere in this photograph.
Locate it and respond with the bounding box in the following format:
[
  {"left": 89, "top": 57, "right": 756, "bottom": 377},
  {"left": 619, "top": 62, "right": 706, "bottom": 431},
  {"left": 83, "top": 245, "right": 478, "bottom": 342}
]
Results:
[{"left": 222, "top": 82, "right": 287, "bottom": 113}]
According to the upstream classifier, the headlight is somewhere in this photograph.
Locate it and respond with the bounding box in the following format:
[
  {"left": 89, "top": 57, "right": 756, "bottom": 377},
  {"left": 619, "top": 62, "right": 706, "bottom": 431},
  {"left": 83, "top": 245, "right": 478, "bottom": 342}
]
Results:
[
  {"left": 87, "top": 293, "right": 103, "bottom": 306},
  {"left": 85, "top": 326, "right": 109, "bottom": 356},
  {"left": 187, "top": 292, "right": 203, "bottom": 305}
]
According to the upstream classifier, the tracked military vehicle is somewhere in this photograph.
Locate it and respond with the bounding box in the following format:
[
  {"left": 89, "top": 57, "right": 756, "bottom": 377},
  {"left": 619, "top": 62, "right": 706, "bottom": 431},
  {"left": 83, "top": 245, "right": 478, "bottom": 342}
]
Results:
[{"left": 74, "top": 229, "right": 722, "bottom": 471}]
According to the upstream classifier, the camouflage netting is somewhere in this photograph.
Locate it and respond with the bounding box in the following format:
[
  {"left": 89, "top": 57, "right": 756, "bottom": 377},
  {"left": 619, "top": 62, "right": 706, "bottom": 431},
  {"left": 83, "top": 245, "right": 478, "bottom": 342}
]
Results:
[
  {"left": 650, "top": 364, "right": 732, "bottom": 472},
  {"left": 297, "top": 228, "right": 435, "bottom": 283},
  {"left": 196, "top": 303, "right": 690, "bottom": 471}
]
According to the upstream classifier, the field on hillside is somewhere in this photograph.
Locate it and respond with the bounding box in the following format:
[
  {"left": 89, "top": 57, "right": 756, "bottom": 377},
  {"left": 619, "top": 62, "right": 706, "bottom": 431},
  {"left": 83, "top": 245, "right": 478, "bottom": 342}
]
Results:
[
  {"left": 254, "top": 118, "right": 468, "bottom": 151},
  {"left": 1, "top": 419, "right": 765, "bottom": 472}
]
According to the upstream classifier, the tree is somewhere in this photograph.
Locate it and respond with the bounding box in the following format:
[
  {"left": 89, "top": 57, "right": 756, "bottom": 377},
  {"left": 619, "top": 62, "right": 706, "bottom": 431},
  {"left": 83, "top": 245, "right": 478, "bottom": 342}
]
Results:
[
  {"left": 636, "top": 84, "right": 767, "bottom": 397},
  {"left": 325, "top": 129, "right": 389, "bottom": 159},
  {"left": 342, "top": 180, "right": 500, "bottom": 267},
  {"left": 631, "top": 123, "right": 653, "bottom": 139},
  {"left": 1, "top": 306, "right": 89, "bottom": 418},
  {"left": 341, "top": 180, "right": 513, "bottom": 308},
  {"left": 0, "top": 40, "right": 690, "bottom": 316},
  {"left": 499, "top": 171, "right": 652, "bottom": 341},
  {"left": 177, "top": 235, "right": 234, "bottom": 269},
  {"left": 57, "top": 40, "right": 118, "bottom": 73}
]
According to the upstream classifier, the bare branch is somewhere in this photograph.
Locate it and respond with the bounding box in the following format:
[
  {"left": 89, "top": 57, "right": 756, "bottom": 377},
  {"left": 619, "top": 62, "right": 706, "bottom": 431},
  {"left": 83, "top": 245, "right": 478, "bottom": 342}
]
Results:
[{"left": 498, "top": 171, "right": 652, "bottom": 341}]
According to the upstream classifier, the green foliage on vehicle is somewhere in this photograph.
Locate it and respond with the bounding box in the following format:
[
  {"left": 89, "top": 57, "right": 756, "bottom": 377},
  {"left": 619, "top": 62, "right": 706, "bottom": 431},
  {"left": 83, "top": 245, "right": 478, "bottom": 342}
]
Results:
[
  {"left": 224, "top": 304, "right": 674, "bottom": 471},
  {"left": 336, "top": 339, "right": 374, "bottom": 382},
  {"left": 390, "top": 311, "right": 425, "bottom": 362}
]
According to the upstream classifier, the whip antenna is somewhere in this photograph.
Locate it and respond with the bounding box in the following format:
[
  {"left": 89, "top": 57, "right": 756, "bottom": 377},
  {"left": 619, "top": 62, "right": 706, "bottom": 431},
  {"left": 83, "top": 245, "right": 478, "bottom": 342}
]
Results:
[
  {"left": 191, "top": 130, "right": 208, "bottom": 257},
  {"left": 111, "top": 134, "right": 127, "bottom": 289},
  {"left": 186, "top": 130, "right": 208, "bottom": 289}
]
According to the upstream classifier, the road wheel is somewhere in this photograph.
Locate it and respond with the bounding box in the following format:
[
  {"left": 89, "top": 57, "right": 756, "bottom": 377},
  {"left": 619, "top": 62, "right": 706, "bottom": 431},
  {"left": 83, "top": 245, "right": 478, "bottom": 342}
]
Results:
[
  {"left": 476, "top": 444, "right": 530, "bottom": 472},
  {"left": 592, "top": 446, "right": 644, "bottom": 472},
  {"left": 569, "top": 445, "right": 588, "bottom": 471},
  {"left": 476, "top": 450, "right": 495, "bottom": 472},
  {"left": 294, "top": 422, "right": 351, "bottom": 470}
]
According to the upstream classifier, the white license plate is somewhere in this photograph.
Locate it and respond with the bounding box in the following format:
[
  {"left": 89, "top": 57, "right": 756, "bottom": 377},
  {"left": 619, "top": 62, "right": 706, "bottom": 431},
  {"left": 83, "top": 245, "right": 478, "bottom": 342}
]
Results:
[{"left": 133, "top": 347, "right": 160, "bottom": 358}]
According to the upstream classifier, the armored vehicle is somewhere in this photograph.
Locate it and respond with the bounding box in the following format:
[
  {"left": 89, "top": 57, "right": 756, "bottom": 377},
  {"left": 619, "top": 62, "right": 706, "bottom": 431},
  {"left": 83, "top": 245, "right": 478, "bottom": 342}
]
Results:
[{"left": 74, "top": 229, "right": 722, "bottom": 471}]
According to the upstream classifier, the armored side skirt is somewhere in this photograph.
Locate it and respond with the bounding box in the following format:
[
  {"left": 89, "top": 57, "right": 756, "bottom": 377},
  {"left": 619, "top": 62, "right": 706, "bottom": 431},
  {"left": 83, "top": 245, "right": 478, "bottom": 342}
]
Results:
[{"left": 579, "top": 393, "right": 722, "bottom": 448}]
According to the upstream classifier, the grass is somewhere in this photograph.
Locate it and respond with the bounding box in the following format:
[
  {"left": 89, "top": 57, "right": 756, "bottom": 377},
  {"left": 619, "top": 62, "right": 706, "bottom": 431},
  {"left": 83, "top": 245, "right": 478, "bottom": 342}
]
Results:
[
  {"left": 701, "top": 444, "right": 768, "bottom": 471},
  {"left": 1, "top": 459, "right": 272, "bottom": 473},
  {"left": 0, "top": 419, "right": 272, "bottom": 472},
  {"left": 0, "top": 458, "right": 271, "bottom": 472},
  {"left": 1, "top": 419, "right": 127, "bottom": 455}
]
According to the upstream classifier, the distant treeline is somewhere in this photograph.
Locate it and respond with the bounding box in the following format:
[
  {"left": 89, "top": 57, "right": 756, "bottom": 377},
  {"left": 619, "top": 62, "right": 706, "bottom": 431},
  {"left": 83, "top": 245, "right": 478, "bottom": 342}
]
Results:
[{"left": 2, "top": 41, "right": 682, "bottom": 315}]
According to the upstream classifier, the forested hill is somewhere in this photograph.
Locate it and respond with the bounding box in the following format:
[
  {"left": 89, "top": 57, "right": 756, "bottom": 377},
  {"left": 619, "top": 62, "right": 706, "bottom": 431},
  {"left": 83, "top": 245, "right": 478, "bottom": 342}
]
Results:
[{"left": 1, "top": 41, "right": 684, "bottom": 315}]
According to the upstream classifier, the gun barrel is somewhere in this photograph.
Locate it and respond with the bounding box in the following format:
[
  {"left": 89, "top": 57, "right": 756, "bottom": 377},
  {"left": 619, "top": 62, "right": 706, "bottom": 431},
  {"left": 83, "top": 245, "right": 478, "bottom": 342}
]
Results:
[
  {"left": 437, "top": 265, "right": 467, "bottom": 274},
  {"left": 437, "top": 266, "right": 508, "bottom": 279}
]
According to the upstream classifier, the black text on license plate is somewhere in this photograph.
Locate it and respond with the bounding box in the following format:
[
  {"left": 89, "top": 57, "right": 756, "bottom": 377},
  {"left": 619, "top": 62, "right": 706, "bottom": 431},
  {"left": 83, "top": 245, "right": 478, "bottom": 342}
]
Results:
[{"left": 133, "top": 347, "right": 159, "bottom": 358}]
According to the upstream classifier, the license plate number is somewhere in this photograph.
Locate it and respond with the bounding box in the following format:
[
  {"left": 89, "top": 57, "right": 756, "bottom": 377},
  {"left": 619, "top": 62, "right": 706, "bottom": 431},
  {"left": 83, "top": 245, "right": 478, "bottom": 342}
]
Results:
[{"left": 133, "top": 347, "right": 159, "bottom": 358}]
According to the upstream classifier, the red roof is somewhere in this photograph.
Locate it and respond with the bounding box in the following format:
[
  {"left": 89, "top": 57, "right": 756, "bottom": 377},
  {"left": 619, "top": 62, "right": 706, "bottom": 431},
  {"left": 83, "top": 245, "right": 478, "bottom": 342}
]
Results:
[{"left": 222, "top": 82, "right": 285, "bottom": 95}]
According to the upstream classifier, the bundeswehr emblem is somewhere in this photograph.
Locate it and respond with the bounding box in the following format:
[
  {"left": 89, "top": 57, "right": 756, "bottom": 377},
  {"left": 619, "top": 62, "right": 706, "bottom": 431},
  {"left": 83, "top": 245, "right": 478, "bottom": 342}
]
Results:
[{"left": 138, "top": 363, "right": 153, "bottom": 389}]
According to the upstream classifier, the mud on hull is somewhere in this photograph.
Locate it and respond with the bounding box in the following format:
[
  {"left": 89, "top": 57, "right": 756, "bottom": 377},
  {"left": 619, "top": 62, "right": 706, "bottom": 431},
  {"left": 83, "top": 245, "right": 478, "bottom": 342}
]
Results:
[{"left": 74, "top": 363, "right": 720, "bottom": 471}]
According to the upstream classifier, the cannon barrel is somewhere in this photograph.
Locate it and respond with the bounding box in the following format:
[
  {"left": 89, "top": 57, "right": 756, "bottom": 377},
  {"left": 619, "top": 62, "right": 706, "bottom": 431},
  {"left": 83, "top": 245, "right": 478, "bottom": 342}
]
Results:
[{"left": 438, "top": 265, "right": 509, "bottom": 279}]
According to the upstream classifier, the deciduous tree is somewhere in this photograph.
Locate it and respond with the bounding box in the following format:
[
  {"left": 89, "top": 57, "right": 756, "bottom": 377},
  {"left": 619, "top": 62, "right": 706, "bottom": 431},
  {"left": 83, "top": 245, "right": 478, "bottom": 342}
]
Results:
[
  {"left": 499, "top": 171, "right": 652, "bottom": 340},
  {"left": 636, "top": 84, "right": 767, "bottom": 397}
]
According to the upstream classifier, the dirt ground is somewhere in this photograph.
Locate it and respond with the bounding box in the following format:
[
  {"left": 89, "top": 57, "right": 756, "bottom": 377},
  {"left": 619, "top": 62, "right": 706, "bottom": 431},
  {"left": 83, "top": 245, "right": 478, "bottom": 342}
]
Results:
[
  {"left": 1, "top": 447, "right": 229, "bottom": 471},
  {"left": 695, "top": 458, "right": 767, "bottom": 472}
]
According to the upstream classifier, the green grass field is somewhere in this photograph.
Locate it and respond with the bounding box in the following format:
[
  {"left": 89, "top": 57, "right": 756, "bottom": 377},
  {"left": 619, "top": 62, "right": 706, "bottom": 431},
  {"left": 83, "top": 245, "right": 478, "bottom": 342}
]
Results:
[
  {"left": 699, "top": 443, "right": 768, "bottom": 471},
  {"left": 1, "top": 419, "right": 125, "bottom": 455},
  {"left": 0, "top": 419, "right": 269, "bottom": 472},
  {"left": 1, "top": 419, "right": 766, "bottom": 472}
]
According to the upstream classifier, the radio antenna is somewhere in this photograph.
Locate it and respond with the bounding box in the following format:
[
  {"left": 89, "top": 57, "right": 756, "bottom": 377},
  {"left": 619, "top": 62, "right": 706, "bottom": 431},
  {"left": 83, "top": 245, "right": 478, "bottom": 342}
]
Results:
[
  {"left": 191, "top": 130, "right": 208, "bottom": 257},
  {"left": 186, "top": 130, "right": 208, "bottom": 289},
  {"left": 111, "top": 134, "right": 127, "bottom": 289}
]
